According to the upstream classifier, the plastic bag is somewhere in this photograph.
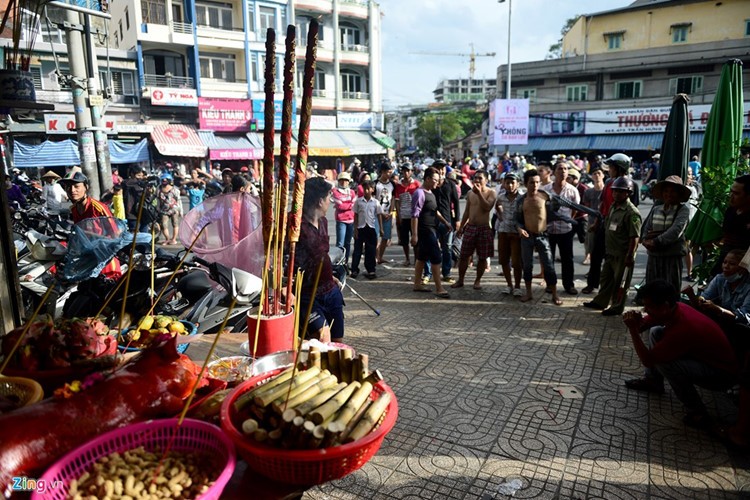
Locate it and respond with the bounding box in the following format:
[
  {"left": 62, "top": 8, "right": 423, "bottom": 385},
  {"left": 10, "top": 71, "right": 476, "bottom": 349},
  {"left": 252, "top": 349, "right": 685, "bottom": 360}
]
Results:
[
  {"left": 62, "top": 217, "right": 150, "bottom": 281},
  {"left": 179, "top": 192, "right": 264, "bottom": 276}
]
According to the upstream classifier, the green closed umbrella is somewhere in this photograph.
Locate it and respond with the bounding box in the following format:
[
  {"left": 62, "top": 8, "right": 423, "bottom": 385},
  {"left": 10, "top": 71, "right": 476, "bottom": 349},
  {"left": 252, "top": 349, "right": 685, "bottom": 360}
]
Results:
[
  {"left": 685, "top": 59, "right": 745, "bottom": 246},
  {"left": 658, "top": 93, "right": 690, "bottom": 183}
]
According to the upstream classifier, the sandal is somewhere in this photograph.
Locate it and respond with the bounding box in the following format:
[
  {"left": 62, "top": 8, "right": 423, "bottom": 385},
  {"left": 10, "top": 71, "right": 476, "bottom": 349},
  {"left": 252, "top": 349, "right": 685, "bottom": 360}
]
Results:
[
  {"left": 434, "top": 291, "right": 450, "bottom": 299},
  {"left": 624, "top": 377, "right": 665, "bottom": 394}
]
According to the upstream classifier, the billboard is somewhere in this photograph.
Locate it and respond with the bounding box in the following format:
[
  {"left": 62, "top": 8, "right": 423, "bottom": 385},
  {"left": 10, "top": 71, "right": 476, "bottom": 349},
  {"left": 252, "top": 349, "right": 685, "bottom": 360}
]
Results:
[
  {"left": 492, "top": 99, "right": 529, "bottom": 145},
  {"left": 252, "top": 99, "right": 297, "bottom": 130},
  {"left": 198, "top": 98, "right": 252, "bottom": 132}
]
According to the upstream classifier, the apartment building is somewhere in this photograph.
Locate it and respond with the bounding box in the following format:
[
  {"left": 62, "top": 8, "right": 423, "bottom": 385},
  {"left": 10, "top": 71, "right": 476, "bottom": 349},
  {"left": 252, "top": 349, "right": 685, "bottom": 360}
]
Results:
[
  {"left": 433, "top": 78, "right": 496, "bottom": 104},
  {"left": 493, "top": 0, "right": 750, "bottom": 157}
]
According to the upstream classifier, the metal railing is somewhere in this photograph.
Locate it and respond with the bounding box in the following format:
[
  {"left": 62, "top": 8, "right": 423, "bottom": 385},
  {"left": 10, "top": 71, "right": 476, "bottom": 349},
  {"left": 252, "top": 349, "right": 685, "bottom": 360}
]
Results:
[
  {"left": 340, "top": 0, "right": 368, "bottom": 5},
  {"left": 143, "top": 74, "right": 194, "bottom": 88},
  {"left": 195, "top": 23, "right": 244, "bottom": 32},
  {"left": 172, "top": 21, "right": 194, "bottom": 35},
  {"left": 342, "top": 91, "right": 369, "bottom": 99},
  {"left": 341, "top": 43, "right": 369, "bottom": 53}
]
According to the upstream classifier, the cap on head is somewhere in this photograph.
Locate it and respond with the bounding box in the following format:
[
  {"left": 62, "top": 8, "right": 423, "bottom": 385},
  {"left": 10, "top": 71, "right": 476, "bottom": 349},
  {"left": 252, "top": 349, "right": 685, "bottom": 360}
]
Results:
[
  {"left": 652, "top": 154, "right": 661, "bottom": 160},
  {"left": 567, "top": 168, "right": 581, "bottom": 180},
  {"left": 59, "top": 170, "right": 89, "bottom": 187},
  {"left": 240, "top": 166, "right": 249, "bottom": 172},
  {"left": 432, "top": 159, "right": 447, "bottom": 168},
  {"left": 401, "top": 163, "right": 413, "bottom": 171},
  {"left": 161, "top": 173, "right": 173, "bottom": 182},
  {"left": 604, "top": 153, "right": 631, "bottom": 172},
  {"left": 611, "top": 176, "right": 633, "bottom": 192},
  {"left": 353, "top": 158, "right": 361, "bottom": 165},
  {"left": 337, "top": 171, "right": 352, "bottom": 181}
]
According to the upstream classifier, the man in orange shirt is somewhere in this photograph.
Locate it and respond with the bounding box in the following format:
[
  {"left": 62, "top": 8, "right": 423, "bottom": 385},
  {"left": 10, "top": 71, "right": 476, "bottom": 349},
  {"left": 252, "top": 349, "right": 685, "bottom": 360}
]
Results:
[{"left": 59, "top": 171, "right": 122, "bottom": 280}]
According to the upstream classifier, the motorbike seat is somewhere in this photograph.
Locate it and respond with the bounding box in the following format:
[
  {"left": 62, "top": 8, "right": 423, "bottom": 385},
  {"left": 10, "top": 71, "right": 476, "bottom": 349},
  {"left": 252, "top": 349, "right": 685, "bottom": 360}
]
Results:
[{"left": 177, "top": 270, "right": 215, "bottom": 302}]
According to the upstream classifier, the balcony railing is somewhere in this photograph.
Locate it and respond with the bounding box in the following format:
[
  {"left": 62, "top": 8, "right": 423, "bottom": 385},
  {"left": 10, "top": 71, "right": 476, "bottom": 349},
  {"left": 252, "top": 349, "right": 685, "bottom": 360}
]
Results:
[
  {"left": 196, "top": 23, "right": 244, "bottom": 33},
  {"left": 342, "top": 91, "right": 369, "bottom": 99},
  {"left": 143, "top": 74, "right": 194, "bottom": 88},
  {"left": 340, "top": 0, "right": 368, "bottom": 5},
  {"left": 341, "top": 43, "right": 369, "bottom": 53},
  {"left": 172, "top": 21, "right": 194, "bottom": 35},
  {"left": 296, "top": 88, "right": 328, "bottom": 98}
]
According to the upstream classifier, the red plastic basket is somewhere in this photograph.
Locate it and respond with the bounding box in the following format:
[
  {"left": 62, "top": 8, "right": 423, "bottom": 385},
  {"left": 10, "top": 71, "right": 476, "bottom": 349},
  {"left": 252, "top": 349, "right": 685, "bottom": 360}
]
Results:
[
  {"left": 220, "top": 369, "right": 398, "bottom": 486},
  {"left": 32, "top": 418, "right": 236, "bottom": 500}
]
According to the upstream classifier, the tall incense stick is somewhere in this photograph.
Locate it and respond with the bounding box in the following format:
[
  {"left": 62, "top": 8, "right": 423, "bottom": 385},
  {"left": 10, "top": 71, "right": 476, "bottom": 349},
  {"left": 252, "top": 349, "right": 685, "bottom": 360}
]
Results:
[
  {"left": 261, "top": 28, "right": 277, "bottom": 316},
  {"left": 117, "top": 187, "right": 149, "bottom": 335},
  {"left": 285, "top": 19, "right": 318, "bottom": 314},
  {"left": 276, "top": 24, "right": 296, "bottom": 316}
]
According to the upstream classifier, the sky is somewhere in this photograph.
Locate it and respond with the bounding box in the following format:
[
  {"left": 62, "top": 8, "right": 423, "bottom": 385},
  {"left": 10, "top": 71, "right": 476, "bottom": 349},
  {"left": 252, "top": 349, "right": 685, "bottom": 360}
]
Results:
[{"left": 377, "top": 0, "right": 634, "bottom": 108}]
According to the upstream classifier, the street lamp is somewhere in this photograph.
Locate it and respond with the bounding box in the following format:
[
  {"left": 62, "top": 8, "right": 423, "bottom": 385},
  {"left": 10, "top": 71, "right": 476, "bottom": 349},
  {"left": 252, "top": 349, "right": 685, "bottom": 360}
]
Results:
[{"left": 498, "top": 0, "right": 512, "bottom": 155}]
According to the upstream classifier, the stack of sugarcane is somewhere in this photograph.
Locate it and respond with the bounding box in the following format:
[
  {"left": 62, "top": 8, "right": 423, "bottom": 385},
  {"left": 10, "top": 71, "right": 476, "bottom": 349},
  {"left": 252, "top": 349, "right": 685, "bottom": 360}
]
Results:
[{"left": 232, "top": 346, "right": 389, "bottom": 449}]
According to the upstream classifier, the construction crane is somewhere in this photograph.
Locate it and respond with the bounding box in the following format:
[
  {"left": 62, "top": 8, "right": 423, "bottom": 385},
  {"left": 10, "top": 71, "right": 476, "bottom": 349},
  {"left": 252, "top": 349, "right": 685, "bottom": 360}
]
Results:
[{"left": 410, "top": 43, "right": 497, "bottom": 84}]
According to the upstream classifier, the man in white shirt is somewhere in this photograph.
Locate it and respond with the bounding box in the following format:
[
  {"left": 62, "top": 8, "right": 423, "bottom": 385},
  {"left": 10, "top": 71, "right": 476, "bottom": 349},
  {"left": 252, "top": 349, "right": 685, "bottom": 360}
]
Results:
[
  {"left": 41, "top": 170, "right": 68, "bottom": 215},
  {"left": 543, "top": 161, "right": 581, "bottom": 295},
  {"left": 351, "top": 181, "right": 384, "bottom": 279}
]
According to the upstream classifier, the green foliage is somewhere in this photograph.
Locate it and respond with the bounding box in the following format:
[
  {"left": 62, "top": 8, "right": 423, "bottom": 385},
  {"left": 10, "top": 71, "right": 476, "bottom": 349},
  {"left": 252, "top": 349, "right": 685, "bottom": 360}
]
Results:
[
  {"left": 414, "top": 109, "right": 482, "bottom": 154},
  {"left": 546, "top": 16, "right": 579, "bottom": 59}
]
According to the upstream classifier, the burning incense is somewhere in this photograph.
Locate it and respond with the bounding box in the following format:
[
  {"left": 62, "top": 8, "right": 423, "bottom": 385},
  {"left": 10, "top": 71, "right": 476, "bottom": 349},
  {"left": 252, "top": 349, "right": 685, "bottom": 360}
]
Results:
[
  {"left": 275, "top": 25, "right": 296, "bottom": 315},
  {"left": 285, "top": 19, "right": 318, "bottom": 314},
  {"left": 261, "top": 28, "right": 277, "bottom": 275}
]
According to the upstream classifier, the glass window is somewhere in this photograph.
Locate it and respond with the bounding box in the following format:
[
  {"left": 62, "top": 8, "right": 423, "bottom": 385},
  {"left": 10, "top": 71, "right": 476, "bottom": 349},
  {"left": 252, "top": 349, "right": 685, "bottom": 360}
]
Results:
[
  {"left": 340, "top": 22, "right": 362, "bottom": 49},
  {"left": 615, "top": 81, "right": 641, "bottom": 99},
  {"left": 672, "top": 26, "right": 688, "bottom": 43},
  {"left": 566, "top": 85, "right": 587, "bottom": 102},
  {"left": 607, "top": 33, "right": 622, "bottom": 50},
  {"left": 196, "top": 2, "right": 233, "bottom": 29},
  {"left": 200, "top": 53, "right": 236, "bottom": 82},
  {"left": 668, "top": 76, "right": 703, "bottom": 95},
  {"left": 144, "top": 53, "right": 186, "bottom": 77},
  {"left": 172, "top": 3, "right": 183, "bottom": 22},
  {"left": 141, "top": 0, "right": 167, "bottom": 25},
  {"left": 125, "top": 7, "right": 130, "bottom": 29},
  {"left": 247, "top": 7, "right": 254, "bottom": 31},
  {"left": 254, "top": 53, "right": 281, "bottom": 88},
  {"left": 517, "top": 88, "right": 536, "bottom": 103},
  {"left": 341, "top": 69, "right": 367, "bottom": 97},
  {"left": 259, "top": 6, "right": 275, "bottom": 35},
  {"left": 745, "top": 20, "right": 750, "bottom": 36}
]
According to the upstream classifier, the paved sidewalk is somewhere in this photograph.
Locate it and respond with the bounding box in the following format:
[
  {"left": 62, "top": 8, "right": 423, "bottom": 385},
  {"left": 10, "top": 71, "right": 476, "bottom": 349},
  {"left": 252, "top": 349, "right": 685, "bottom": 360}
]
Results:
[{"left": 190, "top": 248, "right": 749, "bottom": 499}]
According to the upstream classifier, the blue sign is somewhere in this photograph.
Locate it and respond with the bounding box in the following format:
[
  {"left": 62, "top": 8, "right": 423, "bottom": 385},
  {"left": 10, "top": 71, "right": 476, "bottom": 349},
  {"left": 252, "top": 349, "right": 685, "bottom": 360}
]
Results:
[{"left": 252, "top": 99, "right": 297, "bottom": 131}]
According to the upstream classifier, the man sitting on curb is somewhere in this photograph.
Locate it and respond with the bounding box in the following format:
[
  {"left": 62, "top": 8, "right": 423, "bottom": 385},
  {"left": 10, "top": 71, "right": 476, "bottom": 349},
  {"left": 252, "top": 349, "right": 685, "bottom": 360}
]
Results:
[{"left": 622, "top": 280, "right": 739, "bottom": 429}]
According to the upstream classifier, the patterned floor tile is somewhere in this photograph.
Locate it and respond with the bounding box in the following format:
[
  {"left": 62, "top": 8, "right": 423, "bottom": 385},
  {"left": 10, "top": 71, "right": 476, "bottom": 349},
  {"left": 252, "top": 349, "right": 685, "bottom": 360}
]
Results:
[{"left": 469, "top": 453, "right": 565, "bottom": 499}]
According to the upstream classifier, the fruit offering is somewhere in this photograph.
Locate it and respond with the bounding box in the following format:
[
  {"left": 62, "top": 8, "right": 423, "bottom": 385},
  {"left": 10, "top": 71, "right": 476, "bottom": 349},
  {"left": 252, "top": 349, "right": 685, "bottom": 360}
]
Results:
[
  {"left": 0, "top": 317, "right": 115, "bottom": 371},
  {"left": 121, "top": 315, "right": 189, "bottom": 349}
]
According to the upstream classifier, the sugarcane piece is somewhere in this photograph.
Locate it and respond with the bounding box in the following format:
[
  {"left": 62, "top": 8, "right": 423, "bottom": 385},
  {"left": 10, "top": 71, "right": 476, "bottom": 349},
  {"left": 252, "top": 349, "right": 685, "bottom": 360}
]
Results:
[
  {"left": 278, "top": 374, "right": 338, "bottom": 413},
  {"left": 321, "top": 421, "right": 345, "bottom": 448},
  {"left": 364, "top": 368, "right": 383, "bottom": 386},
  {"left": 249, "top": 405, "right": 266, "bottom": 423},
  {"left": 345, "top": 391, "right": 391, "bottom": 443},
  {"left": 254, "top": 366, "right": 321, "bottom": 407},
  {"left": 321, "top": 352, "right": 329, "bottom": 371},
  {"left": 327, "top": 350, "right": 340, "bottom": 380},
  {"left": 300, "top": 420, "right": 316, "bottom": 448},
  {"left": 241, "top": 418, "right": 259, "bottom": 436},
  {"left": 254, "top": 428, "right": 269, "bottom": 442},
  {"left": 281, "top": 416, "right": 306, "bottom": 449},
  {"left": 351, "top": 356, "right": 361, "bottom": 383},
  {"left": 339, "top": 399, "right": 373, "bottom": 443},
  {"left": 359, "top": 354, "right": 369, "bottom": 382},
  {"left": 294, "top": 382, "right": 347, "bottom": 416},
  {"left": 234, "top": 366, "right": 295, "bottom": 411},
  {"left": 281, "top": 408, "right": 297, "bottom": 431},
  {"left": 331, "top": 381, "right": 373, "bottom": 429},
  {"left": 340, "top": 349, "right": 353, "bottom": 383},
  {"left": 268, "top": 428, "right": 283, "bottom": 446},
  {"left": 271, "top": 371, "right": 333, "bottom": 413},
  {"left": 309, "top": 347, "right": 321, "bottom": 370},
  {"left": 309, "top": 424, "right": 326, "bottom": 449},
  {"left": 309, "top": 381, "right": 361, "bottom": 425}
]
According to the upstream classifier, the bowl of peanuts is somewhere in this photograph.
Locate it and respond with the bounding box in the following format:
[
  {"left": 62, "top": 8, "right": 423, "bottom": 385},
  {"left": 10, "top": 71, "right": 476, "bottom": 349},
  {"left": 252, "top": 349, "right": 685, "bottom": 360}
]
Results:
[{"left": 32, "top": 418, "right": 236, "bottom": 500}]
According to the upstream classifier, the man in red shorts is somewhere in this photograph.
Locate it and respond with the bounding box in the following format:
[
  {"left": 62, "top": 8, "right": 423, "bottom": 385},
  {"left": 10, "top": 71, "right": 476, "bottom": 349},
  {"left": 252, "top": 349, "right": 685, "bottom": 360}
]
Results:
[{"left": 452, "top": 170, "right": 496, "bottom": 290}]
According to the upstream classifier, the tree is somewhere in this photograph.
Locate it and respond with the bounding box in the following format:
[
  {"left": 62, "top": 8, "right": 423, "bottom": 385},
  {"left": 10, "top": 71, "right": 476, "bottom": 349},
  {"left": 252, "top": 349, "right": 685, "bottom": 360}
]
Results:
[
  {"left": 414, "top": 109, "right": 482, "bottom": 155},
  {"left": 546, "top": 16, "right": 579, "bottom": 59}
]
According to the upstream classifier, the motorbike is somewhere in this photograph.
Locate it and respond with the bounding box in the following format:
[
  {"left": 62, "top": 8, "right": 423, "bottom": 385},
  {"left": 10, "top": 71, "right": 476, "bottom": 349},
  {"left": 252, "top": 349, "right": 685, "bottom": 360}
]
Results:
[
  {"left": 641, "top": 179, "right": 657, "bottom": 201},
  {"left": 168, "top": 257, "right": 261, "bottom": 334}
]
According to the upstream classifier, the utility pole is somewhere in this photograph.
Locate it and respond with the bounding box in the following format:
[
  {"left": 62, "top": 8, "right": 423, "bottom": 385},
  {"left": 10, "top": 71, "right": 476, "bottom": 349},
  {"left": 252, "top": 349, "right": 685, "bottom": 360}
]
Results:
[
  {"left": 63, "top": 8, "right": 100, "bottom": 198},
  {"left": 84, "top": 13, "right": 112, "bottom": 194}
]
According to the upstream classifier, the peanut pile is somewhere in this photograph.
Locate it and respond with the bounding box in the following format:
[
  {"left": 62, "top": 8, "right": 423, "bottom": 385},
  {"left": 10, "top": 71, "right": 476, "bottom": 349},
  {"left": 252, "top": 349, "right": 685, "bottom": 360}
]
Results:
[{"left": 67, "top": 446, "right": 219, "bottom": 500}]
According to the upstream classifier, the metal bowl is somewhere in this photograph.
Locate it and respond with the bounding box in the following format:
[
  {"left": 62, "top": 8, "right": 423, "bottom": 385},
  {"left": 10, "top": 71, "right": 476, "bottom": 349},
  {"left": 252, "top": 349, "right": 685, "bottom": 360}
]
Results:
[{"left": 251, "top": 350, "right": 309, "bottom": 376}]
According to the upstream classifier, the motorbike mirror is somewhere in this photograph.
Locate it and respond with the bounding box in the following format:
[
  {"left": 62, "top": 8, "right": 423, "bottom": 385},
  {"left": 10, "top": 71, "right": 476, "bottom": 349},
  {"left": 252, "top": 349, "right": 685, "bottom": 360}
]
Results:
[{"left": 232, "top": 268, "right": 262, "bottom": 304}]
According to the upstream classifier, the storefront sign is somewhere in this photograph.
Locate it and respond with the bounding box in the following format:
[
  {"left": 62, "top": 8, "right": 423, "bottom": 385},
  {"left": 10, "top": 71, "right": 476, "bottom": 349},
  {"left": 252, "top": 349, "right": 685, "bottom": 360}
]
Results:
[
  {"left": 117, "top": 123, "right": 154, "bottom": 134},
  {"left": 530, "top": 103, "right": 750, "bottom": 136},
  {"left": 199, "top": 98, "right": 253, "bottom": 132},
  {"left": 45, "top": 114, "right": 117, "bottom": 134},
  {"left": 310, "top": 115, "right": 337, "bottom": 130},
  {"left": 210, "top": 148, "right": 263, "bottom": 161},
  {"left": 252, "top": 99, "right": 297, "bottom": 130},
  {"left": 337, "top": 112, "right": 373, "bottom": 130},
  {"left": 492, "top": 99, "right": 529, "bottom": 145},
  {"left": 151, "top": 87, "right": 198, "bottom": 107}
]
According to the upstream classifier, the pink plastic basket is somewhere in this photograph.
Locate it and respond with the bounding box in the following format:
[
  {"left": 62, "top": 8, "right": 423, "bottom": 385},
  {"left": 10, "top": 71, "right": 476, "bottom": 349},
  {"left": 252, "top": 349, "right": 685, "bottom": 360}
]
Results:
[{"left": 32, "top": 418, "right": 236, "bottom": 500}]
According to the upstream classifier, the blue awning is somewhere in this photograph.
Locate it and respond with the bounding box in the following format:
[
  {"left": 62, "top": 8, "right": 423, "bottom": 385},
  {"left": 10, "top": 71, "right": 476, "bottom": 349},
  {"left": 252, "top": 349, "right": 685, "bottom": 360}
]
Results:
[
  {"left": 13, "top": 139, "right": 80, "bottom": 168},
  {"left": 525, "top": 131, "right": 750, "bottom": 152},
  {"left": 109, "top": 139, "right": 150, "bottom": 164},
  {"left": 525, "top": 136, "right": 592, "bottom": 152}
]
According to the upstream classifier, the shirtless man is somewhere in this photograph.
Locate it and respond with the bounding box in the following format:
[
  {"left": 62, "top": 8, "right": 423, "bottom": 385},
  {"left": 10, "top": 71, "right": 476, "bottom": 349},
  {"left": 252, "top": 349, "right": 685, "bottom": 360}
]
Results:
[
  {"left": 515, "top": 169, "right": 561, "bottom": 305},
  {"left": 453, "top": 170, "right": 496, "bottom": 290}
]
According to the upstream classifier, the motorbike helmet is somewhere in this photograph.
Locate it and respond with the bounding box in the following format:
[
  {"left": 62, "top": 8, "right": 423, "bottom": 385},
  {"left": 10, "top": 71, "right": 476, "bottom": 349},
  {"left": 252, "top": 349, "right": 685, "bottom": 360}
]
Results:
[
  {"left": 604, "top": 153, "right": 631, "bottom": 173},
  {"left": 611, "top": 176, "right": 634, "bottom": 193},
  {"left": 59, "top": 170, "right": 89, "bottom": 187},
  {"left": 160, "top": 173, "right": 173, "bottom": 183}
]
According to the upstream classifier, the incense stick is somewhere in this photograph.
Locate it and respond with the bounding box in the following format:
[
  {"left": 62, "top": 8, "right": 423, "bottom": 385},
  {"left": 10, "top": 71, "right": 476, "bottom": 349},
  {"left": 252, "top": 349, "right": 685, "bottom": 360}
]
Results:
[
  {"left": 117, "top": 187, "right": 149, "bottom": 335},
  {"left": 261, "top": 28, "right": 277, "bottom": 316}
]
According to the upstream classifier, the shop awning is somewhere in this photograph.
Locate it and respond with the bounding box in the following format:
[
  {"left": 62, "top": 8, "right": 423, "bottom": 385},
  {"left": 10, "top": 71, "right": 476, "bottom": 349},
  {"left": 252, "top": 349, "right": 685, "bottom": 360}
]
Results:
[
  {"left": 109, "top": 139, "right": 150, "bottom": 164},
  {"left": 338, "top": 130, "right": 386, "bottom": 155},
  {"left": 151, "top": 124, "right": 207, "bottom": 157},
  {"left": 370, "top": 130, "right": 397, "bottom": 149},
  {"left": 13, "top": 139, "right": 80, "bottom": 168},
  {"left": 308, "top": 131, "right": 350, "bottom": 157},
  {"left": 199, "top": 131, "right": 262, "bottom": 161}
]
